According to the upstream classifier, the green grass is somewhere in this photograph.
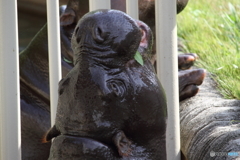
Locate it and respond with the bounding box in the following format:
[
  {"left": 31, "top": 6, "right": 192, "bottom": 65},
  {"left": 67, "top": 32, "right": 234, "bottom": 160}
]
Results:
[{"left": 177, "top": 0, "right": 240, "bottom": 99}]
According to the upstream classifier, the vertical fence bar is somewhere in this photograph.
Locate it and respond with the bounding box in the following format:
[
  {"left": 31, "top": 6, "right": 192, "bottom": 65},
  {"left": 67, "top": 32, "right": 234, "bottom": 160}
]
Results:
[
  {"left": 155, "top": 0, "right": 180, "bottom": 160},
  {"left": 126, "top": 0, "right": 139, "bottom": 19},
  {"left": 46, "top": 0, "right": 62, "bottom": 126},
  {"left": 0, "top": 0, "right": 21, "bottom": 159},
  {"left": 89, "top": 0, "right": 111, "bottom": 11}
]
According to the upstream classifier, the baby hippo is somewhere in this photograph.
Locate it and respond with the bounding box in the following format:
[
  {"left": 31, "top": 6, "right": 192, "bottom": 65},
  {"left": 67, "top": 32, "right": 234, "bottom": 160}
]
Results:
[{"left": 45, "top": 9, "right": 167, "bottom": 159}]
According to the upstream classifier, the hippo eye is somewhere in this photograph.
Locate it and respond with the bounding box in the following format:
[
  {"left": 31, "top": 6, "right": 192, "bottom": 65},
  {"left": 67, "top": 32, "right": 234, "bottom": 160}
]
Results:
[{"left": 106, "top": 80, "right": 126, "bottom": 98}]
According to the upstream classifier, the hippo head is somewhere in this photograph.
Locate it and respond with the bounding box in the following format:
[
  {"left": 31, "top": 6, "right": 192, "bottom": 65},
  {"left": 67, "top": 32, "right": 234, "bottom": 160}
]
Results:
[{"left": 71, "top": 9, "right": 142, "bottom": 67}]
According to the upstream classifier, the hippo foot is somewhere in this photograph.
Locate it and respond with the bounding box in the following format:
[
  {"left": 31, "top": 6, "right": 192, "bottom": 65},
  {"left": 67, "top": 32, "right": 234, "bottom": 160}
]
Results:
[
  {"left": 179, "top": 69, "right": 206, "bottom": 101},
  {"left": 113, "top": 130, "right": 132, "bottom": 157},
  {"left": 49, "top": 135, "right": 153, "bottom": 159},
  {"left": 49, "top": 135, "right": 119, "bottom": 160},
  {"left": 178, "top": 53, "right": 198, "bottom": 70}
]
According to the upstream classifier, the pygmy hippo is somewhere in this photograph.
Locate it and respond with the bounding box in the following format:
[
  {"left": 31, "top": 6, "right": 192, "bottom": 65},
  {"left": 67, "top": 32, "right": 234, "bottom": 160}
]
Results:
[
  {"left": 45, "top": 9, "right": 167, "bottom": 159},
  {"left": 19, "top": 0, "right": 205, "bottom": 159}
]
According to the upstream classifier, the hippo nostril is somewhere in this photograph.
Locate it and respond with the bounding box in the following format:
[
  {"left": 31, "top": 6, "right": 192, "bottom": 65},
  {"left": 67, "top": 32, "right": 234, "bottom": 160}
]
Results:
[
  {"left": 97, "top": 27, "right": 102, "bottom": 36},
  {"left": 93, "top": 26, "right": 105, "bottom": 43},
  {"left": 76, "top": 37, "right": 80, "bottom": 44},
  {"left": 75, "top": 27, "right": 79, "bottom": 35},
  {"left": 75, "top": 27, "right": 80, "bottom": 43},
  {"left": 140, "top": 28, "right": 146, "bottom": 43}
]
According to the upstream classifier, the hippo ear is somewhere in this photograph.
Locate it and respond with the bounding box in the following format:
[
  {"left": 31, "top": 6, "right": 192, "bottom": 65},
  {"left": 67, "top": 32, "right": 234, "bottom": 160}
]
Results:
[
  {"left": 92, "top": 26, "right": 105, "bottom": 43},
  {"left": 60, "top": 9, "right": 76, "bottom": 26}
]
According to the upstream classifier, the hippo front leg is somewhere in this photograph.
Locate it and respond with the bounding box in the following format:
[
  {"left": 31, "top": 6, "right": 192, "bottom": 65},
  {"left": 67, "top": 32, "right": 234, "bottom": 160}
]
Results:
[
  {"left": 49, "top": 135, "right": 120, "bottom": 160},
  {"left": 113, "top": 130, "right": 132, "bottom": 157}
]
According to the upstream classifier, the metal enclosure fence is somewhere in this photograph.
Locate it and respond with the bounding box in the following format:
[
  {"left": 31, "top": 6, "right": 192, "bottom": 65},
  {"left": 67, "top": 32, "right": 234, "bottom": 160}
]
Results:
[{"left": 0, "top": 0, "right": 179, "bottom": 159}]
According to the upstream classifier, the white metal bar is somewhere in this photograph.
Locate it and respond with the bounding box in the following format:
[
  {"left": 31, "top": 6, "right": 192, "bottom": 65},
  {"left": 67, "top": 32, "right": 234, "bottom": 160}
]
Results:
[
  {"left": 0, "top": 0, "right": 21, "bottom": 159},
  {"left": 126, "top": 0, "right": 139, "bottom": 19},
  {"left": 155, "top": 0, "right": 180, "bottom": 160},
  {"left": 89, "top": 0, "right": 111, "bottom": 11},
  {"left": 46, "top": 0, "right": 62, "bottom": 126}
]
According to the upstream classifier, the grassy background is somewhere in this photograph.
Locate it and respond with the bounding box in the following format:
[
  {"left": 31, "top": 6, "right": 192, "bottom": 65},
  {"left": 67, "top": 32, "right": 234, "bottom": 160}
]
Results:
[{"left": 177, "top": 0, "right": 240, "bottom": 99}]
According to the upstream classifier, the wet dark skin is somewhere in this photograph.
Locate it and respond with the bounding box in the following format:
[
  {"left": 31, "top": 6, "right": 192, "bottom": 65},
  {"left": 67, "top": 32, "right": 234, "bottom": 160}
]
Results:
[
  {"left": 20, "top": 0, "right": 203, "bottom": 159},
  {"left": 46, "top": 10, "right": 167, "bottom": 159}
]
